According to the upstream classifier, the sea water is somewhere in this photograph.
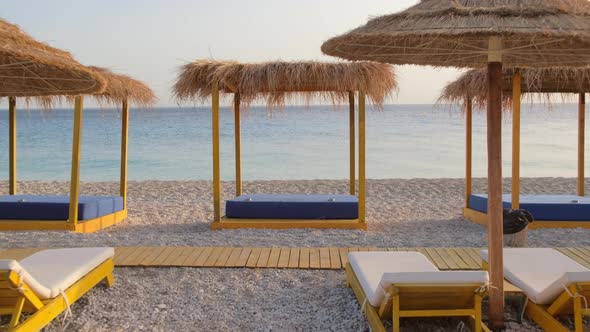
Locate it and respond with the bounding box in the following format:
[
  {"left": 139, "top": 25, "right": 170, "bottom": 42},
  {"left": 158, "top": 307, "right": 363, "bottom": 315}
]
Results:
[{"left": 0, "top": 104, "right": 585, "bottom": 181}]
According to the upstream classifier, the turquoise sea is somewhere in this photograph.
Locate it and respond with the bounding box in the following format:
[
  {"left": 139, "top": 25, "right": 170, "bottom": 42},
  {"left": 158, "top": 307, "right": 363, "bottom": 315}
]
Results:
[{"left": 0, "top": 104, "right": 586, "bottom": 181}]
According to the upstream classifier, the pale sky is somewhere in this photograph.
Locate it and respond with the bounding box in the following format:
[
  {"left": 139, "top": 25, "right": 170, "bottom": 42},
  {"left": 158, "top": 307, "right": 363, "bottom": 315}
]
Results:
[{"left": 3, "top": 0, "right": 462, "bottom": 107}]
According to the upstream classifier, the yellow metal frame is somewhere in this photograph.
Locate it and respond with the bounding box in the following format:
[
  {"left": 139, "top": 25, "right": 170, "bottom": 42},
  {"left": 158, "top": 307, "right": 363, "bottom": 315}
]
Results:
[
  {"left": 1, "top": 96, "right": 130, "bottom": 233},
  {"left": 0, "top": 258, "right": 114, "bottom": 332},
  {"left": 345, "top": 263, "right": 490, "bottom": 332},
  {"left": 210, "top": 89, "right": 367, "bottom": 230}
]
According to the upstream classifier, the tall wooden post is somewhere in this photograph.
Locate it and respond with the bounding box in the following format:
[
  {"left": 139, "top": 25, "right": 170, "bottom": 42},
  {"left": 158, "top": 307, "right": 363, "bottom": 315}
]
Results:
[
  {"left": 349, "top": 91, "right": 356, "bottom": 195},
  {"left": 358, "top": 89, "right": 366, "bottom": 224},
  {"left": 120, "top": 99, "right": 130, "bottom": 209},
  {"left": 578, "top": 93, "right": 586, "bottom": 196},
  {"left": 465, "top": 97, "right": 472, "bottom": 208},
  {"left": 68, "top": 96, "right": 84, "bottom": 228},
  {"left": 212, "top": 83, "right": 221, "bottom": 223},
  {"left": 234, "top": 93, "right": 242, "bottom": 196},
  {"left": 8, "top": 97, "right": 16, "bottom": 195},
  {"left": 487, "top": 36, "right": 505, "bottom": 329},
  {"left": 512, "top": 70, "right": 521, "bottom": 209}
]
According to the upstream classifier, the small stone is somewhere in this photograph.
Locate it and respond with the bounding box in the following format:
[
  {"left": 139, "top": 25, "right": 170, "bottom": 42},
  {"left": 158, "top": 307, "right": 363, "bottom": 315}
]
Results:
[{"left": 157, "top": 304, "right": 167, "bottom": 309}]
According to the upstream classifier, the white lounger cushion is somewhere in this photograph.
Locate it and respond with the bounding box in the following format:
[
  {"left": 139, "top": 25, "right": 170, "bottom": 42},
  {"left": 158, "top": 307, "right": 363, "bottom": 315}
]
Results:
[
  {"left": 0, "top": 247, "right": 114, "bottom": 299},
  {"left": 379, "top": 271, "right": 489, "bottom": 291},
  {"left": 348, "top": 252, "right": 438, "bottom": 306},
  {"left": 480, "top": 248, "right": 589, "bottom": 304}
]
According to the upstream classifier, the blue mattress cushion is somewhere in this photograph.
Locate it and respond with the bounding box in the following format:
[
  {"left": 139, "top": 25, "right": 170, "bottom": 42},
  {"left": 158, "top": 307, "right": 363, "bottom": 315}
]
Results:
[
  {"left": 469, "top": 194, "right": 590, "bottom": 221},
  {"left": 226, "top": 194, "right": 359, "bottom": 220},
  {"left": 0, "top": 195, "right": 124, "bottom": 221}
]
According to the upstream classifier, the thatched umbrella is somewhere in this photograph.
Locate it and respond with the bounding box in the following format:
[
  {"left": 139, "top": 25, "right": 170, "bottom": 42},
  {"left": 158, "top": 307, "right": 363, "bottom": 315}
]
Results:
[
  {"left": 440, "top": 68, "right": 590, "bottom": 231},
  {"left": 322, "top": 0, "right": 590, "bottom": 327},
  {"left": 174, "top": 60, "right": 396, "bottom": 230}
]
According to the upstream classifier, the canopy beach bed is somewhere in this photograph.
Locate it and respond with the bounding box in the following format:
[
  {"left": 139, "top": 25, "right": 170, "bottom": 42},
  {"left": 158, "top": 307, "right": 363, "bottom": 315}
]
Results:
[
  {"left": 0, "top": 19, "right": 156, "bottom": 232},
  {"left": 441, "top": 68, "right": 590, "bottom": 229},
  {"left": 321, "top": 0, "right": 590, "bottom": 328},
  {"left": 174, "top": 60, "right": 395, "bottom": 230}
]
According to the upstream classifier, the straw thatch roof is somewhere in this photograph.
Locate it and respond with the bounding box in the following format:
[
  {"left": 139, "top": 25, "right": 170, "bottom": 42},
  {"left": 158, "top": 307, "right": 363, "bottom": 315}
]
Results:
[
  {"left": 87, "top": 67, "right": 157, "bottom": 106},
  {"left": 439, "top": 67, "right": 590, "bottom": 108},
  {"left": 321, "top": 0, "right": 590, "bottom": 68},
  {"left": 173, "top": 60, "right": 396, "bottom": 106},
  {"left": 0, "top": 18, "right": 106, "bottom": 97}
]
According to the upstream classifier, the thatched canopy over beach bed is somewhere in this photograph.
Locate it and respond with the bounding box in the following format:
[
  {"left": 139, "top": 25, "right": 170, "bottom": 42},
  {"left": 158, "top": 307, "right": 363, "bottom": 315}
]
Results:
[
  {"left": 440, "top": 68, "right": 590, "bottom": 108},
  {"left": 0, "top": 18, "right": 105, "bottom": 97},
  {"left": 88, "top": 66, "right": 157, "bottom": 107},
  {"left": 174, "top": 60, "right": 395, "bottom": 107}
]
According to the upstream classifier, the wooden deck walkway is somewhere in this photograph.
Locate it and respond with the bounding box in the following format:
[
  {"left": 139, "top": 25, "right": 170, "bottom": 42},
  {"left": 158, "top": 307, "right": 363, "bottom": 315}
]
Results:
[{"left": 1, "top": 247, "right": 589, "bottom": 270}]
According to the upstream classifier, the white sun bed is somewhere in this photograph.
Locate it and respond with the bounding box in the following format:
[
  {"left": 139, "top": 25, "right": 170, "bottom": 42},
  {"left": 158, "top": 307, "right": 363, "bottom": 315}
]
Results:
[
  {"left": 0, "top": 247, "right": 115, "bottom": 331},
  {"left": 347, "top": 251, "right": 490, "bottom": 332},
  {"left": 480, "top": 248, "right": 590, "bottom": 332}
]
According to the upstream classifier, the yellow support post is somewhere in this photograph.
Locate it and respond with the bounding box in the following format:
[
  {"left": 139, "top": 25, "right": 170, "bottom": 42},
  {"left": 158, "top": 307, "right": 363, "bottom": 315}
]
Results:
[
  {"left": 465, "top": 97, "right": 472, "bottom": 208},
  {"left": 68, "top": 96, "right": 84, "bottom": 227},
  {"left": 8, "top": 97, "right": 16, "bottom": 195},
  {"left": 349, "top": 91, "right": 356, "bottom": 195},
  {"left": 358, "top": 89, "right": 366, "bottom": 224},
  {"left": 234, "top": 93, "right": 242, "bottom": 196},
  {"left": 212, "top": 83, "right": 221, "bottom": 222},
  {"left": 578, "top": 93, "right": 586, "bottom": 196},
  {"left": 512, "top": 70, "right": 521, "bottom": 209},
  {"left": 120, "top": 99, "right": 129, "bottom": 209}
]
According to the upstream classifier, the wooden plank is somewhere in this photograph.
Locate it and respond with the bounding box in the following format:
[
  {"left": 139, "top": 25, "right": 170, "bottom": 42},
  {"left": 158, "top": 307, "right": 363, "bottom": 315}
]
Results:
[
  {"left": 168, "top": 247, "right": 194, "bottom": 266},
  {"left": 214, "top": 247, "right": 234, "bottom": 267},
  {"left": 189, "top": 247, "right": 213, "bottom": 267},
  {"left": 288, "top": 248, "right": 300, "bottom": 269},
  {"left": 309, "top": 248, "right": 321, "bottom": 269},
  {"left": 558, "top": 248, "right": 590, "bottom": 268},
  {"left": 464, "top": 248, "right": 484, "bottom": 267},
  {"left": 153, "top": 247, "right": 179, "bottom": 266},
  {"left": 442, "top": 248, "right": 469, "bottom": 269},
  {"left": 434, "top": 248, "right": 462, "bottom": 270},
  {"left": 267, "top": 248, "right": 281, "bottom": 268},
  {"left": 567, "top": 248, "right": 590, "bottom": 268},
  {"left": 424, "top": 248, "right": 449, "bottom": 270},
  {"left": 0, "top": 248, "right": 43, "bottom": 261},
  {"left": 119, "top": 247, "right": 152, "bottom": 266},
  {"left": 114, "top": 247, "right": 136, "bottom": 264},
  {"left": 319, "top": 248, "right": 331, "bottom": 269},
  {"left": 246, "top": 248, "right": 262, "bottom": 268},
  {"left": 256, "top": 248, "right": 272, "bottom": 268},
  {"left": 277, "top": 248, "right": 290, "bottom": 268},
  {"left": 225, "top": 248, "right": 243, "bottom": 267},
  {"left": 339, "top": 248, "right": 349, "bottom": 267},
  {"left": 181, "top": 247, "right": 204, "bottom": 265},
  {"left": 329, "top": 247, "right": 341, "bottom": 269},
  {"left": 204, "top": 247, "right": 225, "bottom": 267},
  {"left": 453, "top": 248, "right": 480, "bottom": 269},
  {"left": 139, "top": 247, "right": 167, "bottom": 266},
  {"left": 299, "top": 248, "right": 310, "bottom": 269},
  {"left": 235, "top": 248, "right": 253, "bottom": 267}
]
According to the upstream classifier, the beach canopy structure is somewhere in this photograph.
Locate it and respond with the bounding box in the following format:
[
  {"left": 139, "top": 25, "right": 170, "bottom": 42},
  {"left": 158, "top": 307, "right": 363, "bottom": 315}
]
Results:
[
  {"left": 0, "top": 20, "right": 156, "bottom": 233},
  {"left": 440, "top": 68, "right": 590, "bottom": 229},
  {"left": 0, "top": 247, "right": 115, "bottom": 331},
  {"left": 346, "top": 251, "right": 490, "bottom": 332},
  {"left": 175, "top": 59, "right": 395, "bottom": 230},
  {"left": 321, "top": 0, "right": 590, "bottom": 327},
  {"left": 481, "top": 248, "right": 590, "bottom": 332}
]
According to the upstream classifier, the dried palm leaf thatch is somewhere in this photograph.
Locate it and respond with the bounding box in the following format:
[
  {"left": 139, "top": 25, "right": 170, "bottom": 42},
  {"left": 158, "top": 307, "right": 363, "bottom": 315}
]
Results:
[
  {"left": 87, "top": 67, "right": 157, "bottom": 107},
  {"left": 0, "top": 18, "right": 106, "bottom": 97},
  {"left": 439, "top": 67, "right": 590, "bottom": 109},
  {"left": 174, "top": 60, "right": 396, "bottom": 107},
  {"left": 322, "top": 0, "right": 590, "bottom": 68}
]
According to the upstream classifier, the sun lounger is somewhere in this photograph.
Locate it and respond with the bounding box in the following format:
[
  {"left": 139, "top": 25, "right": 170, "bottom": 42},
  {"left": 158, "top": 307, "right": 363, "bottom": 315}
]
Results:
[
  {"left": 480, "top": 248, "right": 590, "bottom": 332},
  {"left": 346, "top": 251, "right": 490, "bottom": 332},
  {"left": 0, "top": 247, "right": 115, "bottom": 331}
]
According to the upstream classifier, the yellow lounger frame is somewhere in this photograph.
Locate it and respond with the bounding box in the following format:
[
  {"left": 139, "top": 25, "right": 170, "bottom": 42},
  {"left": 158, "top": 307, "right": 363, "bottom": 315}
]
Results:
[
  {"left": 0, "top": 258, "right": 114, "bottom": 331},
  {"left": 0, "top": 96, "right": 129, "bottom": 233},
  {"left": 210, "top": 85, "right": 367, "bottom": 230},
  {"left": 463, "top": 73, "right": 590, "bottom": 229},
  {"left": 345, "top": 263, "right": 491, "bottom": 332}
]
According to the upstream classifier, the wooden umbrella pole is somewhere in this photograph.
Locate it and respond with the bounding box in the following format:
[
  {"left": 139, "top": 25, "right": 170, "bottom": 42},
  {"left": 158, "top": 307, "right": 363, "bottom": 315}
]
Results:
[
  {"left": 358, "top": 89, "right": 366, "bottom": 223},
  {"left": 234, "top": 93, "right": 242, "bottom": 196},
  {"left": 579, "top": 93, "right": 585, "bottom": 197},
  {"left": 8, "top": 97, "right": 16, "bottom": 195},
  {"left": 465, "top": 97, "right": 472, "bottom": 208},
  {"left": 487, "top": 36, "right": 505, "bottom": 329},
  {"left": 349, "top": 91, "right": 356, "bottom": 195},
  {"left": 512, "top": 70, "right": 521, "bottom": 209},
  {"left": 68, "top": 96, "right": 84, "bottom": 228},
  {"left": 212, "top": 83, "right": 221, "bottom": 223},
  {"left": 120, "top": 99, "right": 130, "bottom": 209}
]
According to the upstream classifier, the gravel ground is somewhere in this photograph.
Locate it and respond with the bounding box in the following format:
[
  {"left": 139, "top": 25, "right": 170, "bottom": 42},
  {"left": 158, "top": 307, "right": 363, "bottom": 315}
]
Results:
[{"left": 0, "top": 178, "right": 588, "bottom": 331}]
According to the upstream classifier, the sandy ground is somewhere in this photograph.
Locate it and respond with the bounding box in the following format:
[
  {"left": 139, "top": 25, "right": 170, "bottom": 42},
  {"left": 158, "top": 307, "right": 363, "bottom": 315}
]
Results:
[{"left": 0, "top": 178, "right": 589, "bottom": 331}]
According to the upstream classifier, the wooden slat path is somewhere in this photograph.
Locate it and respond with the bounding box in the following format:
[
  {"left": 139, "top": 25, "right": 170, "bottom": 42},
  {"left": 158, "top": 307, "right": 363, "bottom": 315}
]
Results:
[{"left": 0, "top": 247, "right": 589, "bottom": 270}]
